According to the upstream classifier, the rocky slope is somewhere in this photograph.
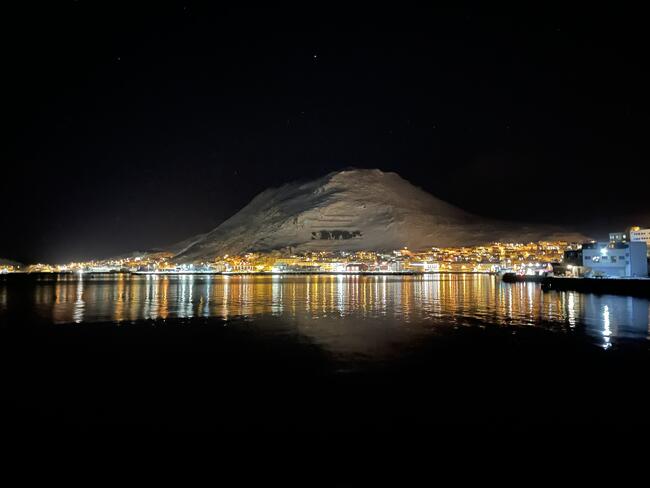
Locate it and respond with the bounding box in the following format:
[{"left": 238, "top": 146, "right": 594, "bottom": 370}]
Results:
[{"left": 173, "top": 169, "right": 585, "bottom": 262}]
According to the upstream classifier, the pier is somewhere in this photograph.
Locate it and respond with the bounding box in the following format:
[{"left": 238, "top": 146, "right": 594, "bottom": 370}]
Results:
[{"left": 540, "top": 276, "right": 650, "bottom": 297}]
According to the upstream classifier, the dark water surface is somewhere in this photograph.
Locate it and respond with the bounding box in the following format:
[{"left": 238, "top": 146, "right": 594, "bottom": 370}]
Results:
[
  {"left": 2, "top": 273, "right": 650, "bottom": 345},
  {"left": 2, "top": 273, "right": 650, "bottom": 439}
]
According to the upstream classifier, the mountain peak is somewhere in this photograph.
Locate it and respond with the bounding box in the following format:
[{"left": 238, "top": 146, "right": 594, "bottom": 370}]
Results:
[{"left": 172, "top": 170, "right": 583, "bottom": 262}]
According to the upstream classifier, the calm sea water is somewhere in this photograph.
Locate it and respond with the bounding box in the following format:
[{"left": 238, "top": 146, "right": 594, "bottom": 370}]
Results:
[
  {"left": 1, "top": 273, "right": 648, "bottom": 351},
  {"left": 4, "top": 272, "right": 650, "bottom": 438}
]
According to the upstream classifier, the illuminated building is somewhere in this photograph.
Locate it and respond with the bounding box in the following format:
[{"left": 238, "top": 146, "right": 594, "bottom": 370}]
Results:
[
  {"left": 629, "top": 226, "right": 650, "bottom": 256},
  {"left": 609, "top": 231, "right": 628, "bottom": 243},
  {"left": 557, "top": 249, "right": 585, "bottom": 277},
  {"left": 582, "top": 241, "right": 648, "bottom": 277},
  {"left": 346, "top": 263, "right": 368, "bottom": 272}
]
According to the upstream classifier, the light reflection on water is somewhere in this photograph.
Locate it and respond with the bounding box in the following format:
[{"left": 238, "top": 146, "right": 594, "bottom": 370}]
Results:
[{"left": 1, "top": 273, "right": 649, "bottom": 350}]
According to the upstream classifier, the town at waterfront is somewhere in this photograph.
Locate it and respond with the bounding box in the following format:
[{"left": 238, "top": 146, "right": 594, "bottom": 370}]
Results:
[{"left": 3, "top": 226, "right": 649, "bottom": 280}]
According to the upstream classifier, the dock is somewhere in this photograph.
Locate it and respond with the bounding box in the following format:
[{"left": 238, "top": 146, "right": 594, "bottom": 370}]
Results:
[{"left": 540, "top": 276, "right": 650, "bottom": 297}]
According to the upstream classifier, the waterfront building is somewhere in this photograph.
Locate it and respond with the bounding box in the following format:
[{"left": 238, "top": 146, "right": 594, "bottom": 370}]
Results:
[
  {"left": 408, "top": 261, "right": 440, "bottom": 273},
  {"left": 629, "top": 226, "right": 650, "bottom": 256},
  {"left": 582, "top": 241, "right": 648, "bottom": 278},
  {"left": 230, "top": 263, "right": 256, "bottom": 273},
  {"left": 318, "top": 261, "right": 347, "bottom": 272},
  {"left": 553, "top": 249, "right": 586, "bottom": 276},
  {"left": 564, "top": 249, "right": 583, "bottom": 266},
  {"left": 609, "top": 231, "right": 628, "bottom": 243}
]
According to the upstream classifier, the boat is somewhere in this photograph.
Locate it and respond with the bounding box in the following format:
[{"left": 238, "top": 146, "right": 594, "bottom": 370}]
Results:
[{"left": 501, "top": 272, "right": 547, "bottom": 283}]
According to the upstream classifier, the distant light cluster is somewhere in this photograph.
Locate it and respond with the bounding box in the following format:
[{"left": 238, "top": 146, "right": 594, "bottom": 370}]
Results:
[{"left": 3, "top": 241, "right": 578, "bottom": 275}]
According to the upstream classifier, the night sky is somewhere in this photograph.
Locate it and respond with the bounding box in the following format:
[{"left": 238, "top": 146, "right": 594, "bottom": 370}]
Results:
[{"left": 3, "top": 3, "right": 650, "bottom": 263}]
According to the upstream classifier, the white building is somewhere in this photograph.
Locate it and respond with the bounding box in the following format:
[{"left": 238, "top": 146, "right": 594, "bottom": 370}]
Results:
[
  {"left": 408, "top": 261, "right": 439, "bottom": 273},
  {"left": 609, "top": 231, "right": 628, "bottom": 243},
  {"left": 582, "top": 241, "right": 648, "bottom": 278},
  {"left": 630, "top": 227, "right": 650, "bottom": 256}
]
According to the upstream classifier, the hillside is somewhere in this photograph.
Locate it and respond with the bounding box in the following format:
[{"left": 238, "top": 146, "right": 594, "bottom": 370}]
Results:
[{"left": 173, "top": 169, "right": 585, "bottom": 262}]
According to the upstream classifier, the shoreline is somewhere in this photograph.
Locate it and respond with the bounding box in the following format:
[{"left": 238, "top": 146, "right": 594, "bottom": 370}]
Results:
[{"left": 1, "top": 270, "right": 497, "bottom": 277}]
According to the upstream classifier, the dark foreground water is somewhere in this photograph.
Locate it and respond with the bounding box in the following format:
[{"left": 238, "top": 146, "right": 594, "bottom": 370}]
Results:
[{"left": 2, "top": 273, "right": 650, "bottom": 444}]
